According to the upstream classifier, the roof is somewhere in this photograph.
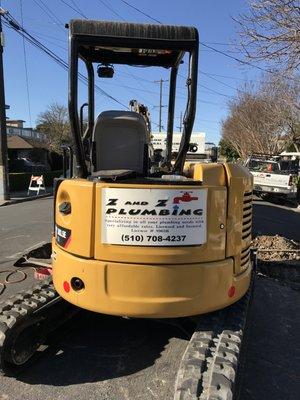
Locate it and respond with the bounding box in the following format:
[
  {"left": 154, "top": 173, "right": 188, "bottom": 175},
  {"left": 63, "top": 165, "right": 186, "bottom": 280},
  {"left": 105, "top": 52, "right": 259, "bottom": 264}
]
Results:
[
  {"left": 70, "top": 20, "right": 198, "bottom": 42},
  {"left": 7, "top": 135, "right": 33, "bottom": 149},
  {"left": 69, "top": 20, "right": 198, "bottom": 67},
  {"left": 7, "top": 135, "right": 48, "bottom": 150}
]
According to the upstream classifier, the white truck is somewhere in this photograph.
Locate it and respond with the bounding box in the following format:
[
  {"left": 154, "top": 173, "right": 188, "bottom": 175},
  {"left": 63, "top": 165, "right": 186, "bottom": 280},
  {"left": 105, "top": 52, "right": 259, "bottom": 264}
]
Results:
[
  {"left": 152, "top": 132, "right": 205, "bottom": 157},
  {"left": 245, "top": 157, "right": 299, "bottom": 199}
]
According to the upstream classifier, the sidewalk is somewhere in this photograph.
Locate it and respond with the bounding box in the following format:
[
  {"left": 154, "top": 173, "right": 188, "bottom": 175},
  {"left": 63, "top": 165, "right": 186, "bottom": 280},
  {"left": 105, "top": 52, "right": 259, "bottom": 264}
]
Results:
[{"left": 0, "top": 187, "right": 53, "bottom": 206}]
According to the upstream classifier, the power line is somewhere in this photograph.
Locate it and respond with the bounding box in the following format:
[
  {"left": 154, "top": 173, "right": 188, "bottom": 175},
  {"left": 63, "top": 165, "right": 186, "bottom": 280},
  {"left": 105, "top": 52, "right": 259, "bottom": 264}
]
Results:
[
  {"left": 119, "top": 0, "right": 162, "bottom": 24},
  {"left": 101, "top": 81, "right": 156, "bottom": 109},
  {"left": 19, "top": 0, "right": 32, "bottom": 126},
  {"left": 201, "top": 48, "right": 243, "bottom": 55},
  {"left": 198, "top": 83, "right": 231, "bottom": 98},
  {"left": 13, "top": 3, "right": 226, "bottom": 121},
  {"left": 2, "top": 10, "right": 127, "bottom": 108},
  {"left": 200, "top": 42, "right": 270, "bottom": 74},
  {"left": 97, "top": 0, "right": 126, "bottom": 21},
  {"left": 31, "top": 33, "right": 68, "bottom": 51},
  {"left": 199, "top": 99, "right": 221, "bottom": 106},
  {"left": 198, "top": 117, "right": 220, "bottom": 124},
  {"left": 178, "top": 72, "right": 231, "bottom": 99},
  {"left": 7, "top": 5, "right": 166, "bottom": 108},
  {"left": 32, "top": 0, "right": 65, "bottom": 31},
  {"left": 123, "top": 67, "right": 154, "bottom": 93},
  {"left": 114, "top": 2, "right": 243, "bottom": 101},
  {"left": 69, "top": 0, "right": 87, "bottom": 17},
  {"left": 58, "top": 0, "right": 88, "bottom": 19},
  {"left": 201, "top": 41, "right": 235, "bottom": 46},
  {"left": 199, "top": 70, "right": 251, "bottom": 82},
  {"left": 61, "top": 0, "right": 226, "bottom": 109},
  {"left": 117, "top": 1, "right": 290, "bottom": 83},
  {"left": 20, "top": 16, "right": 66, "bottom": 29},
  {"left": 29, "top": 30, "right": 67, "bottom": 43},
  {"left": 120, "top": 70, "right": 157, "bottom": 84},
  {"left": 200, "top": 70, "right": 237, "bottom": 91}
]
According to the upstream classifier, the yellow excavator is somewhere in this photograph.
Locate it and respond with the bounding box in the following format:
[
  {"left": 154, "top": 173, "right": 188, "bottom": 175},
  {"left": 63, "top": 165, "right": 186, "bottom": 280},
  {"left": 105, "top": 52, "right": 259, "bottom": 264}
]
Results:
[{"left": 0, "top": 20, "right": 253, "bottom": 399}]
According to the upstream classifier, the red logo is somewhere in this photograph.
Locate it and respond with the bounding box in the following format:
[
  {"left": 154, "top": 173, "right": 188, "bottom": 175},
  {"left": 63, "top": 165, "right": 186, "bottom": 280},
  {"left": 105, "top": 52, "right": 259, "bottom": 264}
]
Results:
[{"left": 173, "top": 192, "right": 199, "bottom": 204}]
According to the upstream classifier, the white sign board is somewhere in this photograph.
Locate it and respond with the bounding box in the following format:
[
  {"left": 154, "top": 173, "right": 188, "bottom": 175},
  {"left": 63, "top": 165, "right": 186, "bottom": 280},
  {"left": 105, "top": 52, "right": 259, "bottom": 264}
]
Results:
[{"left": 101, "top": 188, "right": 207, "bottom": 246}]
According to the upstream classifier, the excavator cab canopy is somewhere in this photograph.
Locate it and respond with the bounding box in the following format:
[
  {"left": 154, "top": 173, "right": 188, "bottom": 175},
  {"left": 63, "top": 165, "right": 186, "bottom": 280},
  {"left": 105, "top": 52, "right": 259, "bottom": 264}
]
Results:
[{"left": 68, "top": 20, "right": 199, "bottom": 177}]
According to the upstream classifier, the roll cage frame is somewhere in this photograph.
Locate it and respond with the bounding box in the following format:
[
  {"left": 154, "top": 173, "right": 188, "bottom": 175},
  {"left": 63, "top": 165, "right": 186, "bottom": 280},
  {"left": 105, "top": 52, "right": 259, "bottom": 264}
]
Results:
[{"left": 68, "top": 20, "right": 199, "bottom": 177}]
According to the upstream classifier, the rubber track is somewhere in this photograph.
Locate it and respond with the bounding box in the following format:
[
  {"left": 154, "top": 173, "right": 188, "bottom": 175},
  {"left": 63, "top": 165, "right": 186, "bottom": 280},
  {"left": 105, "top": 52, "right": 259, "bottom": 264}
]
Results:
[
  {"left": 174, "top": 289, "right": 252, "bottom": 400},
  {"left": 0, "top": 277, "right": 58, "bottom": 374}
]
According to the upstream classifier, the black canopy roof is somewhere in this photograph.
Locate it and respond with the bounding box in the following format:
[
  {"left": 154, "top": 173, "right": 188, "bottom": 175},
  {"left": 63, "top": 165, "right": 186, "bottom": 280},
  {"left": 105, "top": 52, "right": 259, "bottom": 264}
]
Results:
[{"left": 69, "top": 20, "right": 198, "bottom": 67}]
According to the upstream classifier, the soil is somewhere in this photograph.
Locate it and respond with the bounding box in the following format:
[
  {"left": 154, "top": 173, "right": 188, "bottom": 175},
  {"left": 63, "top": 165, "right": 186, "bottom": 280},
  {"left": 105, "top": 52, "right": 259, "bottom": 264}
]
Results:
[{"left": 252, "top": 234, "right": 300, "bottom": 261}]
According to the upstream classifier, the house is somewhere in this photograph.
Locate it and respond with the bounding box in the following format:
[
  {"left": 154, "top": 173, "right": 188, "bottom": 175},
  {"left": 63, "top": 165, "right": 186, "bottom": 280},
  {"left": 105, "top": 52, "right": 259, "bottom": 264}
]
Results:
[
  {"left": 6, "top": 119, "right": 46, "bottom": 141},
  {"left": 6, "top": 120, "right": 61, "bottom": 172}
]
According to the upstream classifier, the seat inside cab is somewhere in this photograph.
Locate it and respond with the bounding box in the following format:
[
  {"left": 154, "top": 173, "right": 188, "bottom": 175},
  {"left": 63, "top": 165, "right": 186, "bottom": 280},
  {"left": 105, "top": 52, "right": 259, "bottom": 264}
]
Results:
[{"left": 92, "top": 110, "right": 149, "bottom": 175}]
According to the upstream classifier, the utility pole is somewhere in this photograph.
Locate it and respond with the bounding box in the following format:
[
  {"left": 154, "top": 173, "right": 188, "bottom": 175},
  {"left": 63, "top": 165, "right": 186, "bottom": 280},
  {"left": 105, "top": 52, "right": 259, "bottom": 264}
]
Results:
[
  {"left": 0, "top": 6, "right": 9, "bottom": 202},
  {"left": 177, "top": 111, "right": 183, "bottom": 132},
  {"left": 154, "top": 78, "right": 167, "bottom": 132}
]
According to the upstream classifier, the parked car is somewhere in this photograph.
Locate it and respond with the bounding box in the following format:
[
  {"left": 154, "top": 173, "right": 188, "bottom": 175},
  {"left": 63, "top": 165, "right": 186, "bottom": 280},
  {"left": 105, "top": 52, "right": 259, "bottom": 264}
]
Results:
[{"left": 8, "top": 158, "right": 49, "bottom": 174}]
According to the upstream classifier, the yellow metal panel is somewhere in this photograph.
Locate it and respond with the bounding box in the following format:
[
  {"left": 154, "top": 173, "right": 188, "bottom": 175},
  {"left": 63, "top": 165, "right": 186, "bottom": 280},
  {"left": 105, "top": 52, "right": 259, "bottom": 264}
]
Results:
[
  {"left": 191, "top": 163, "right": 227, "bottom": 186},
  {"left": 223, "top": 163, "right": 253, "bottom": 273},
  {"left": 93, "top": 182, "right": 227, "bottom": 264},
  {"left": 52, "top": 161, "right": 253, "bottom": 318},
  {"left": 52, "top": 241, "right": 251, "bottom": 318},
  {"left": 55, "top": 179, "right": 95, "bottom": 258},
  {"left": 223, "top": 162, "right": 253, "bottom": 192}
]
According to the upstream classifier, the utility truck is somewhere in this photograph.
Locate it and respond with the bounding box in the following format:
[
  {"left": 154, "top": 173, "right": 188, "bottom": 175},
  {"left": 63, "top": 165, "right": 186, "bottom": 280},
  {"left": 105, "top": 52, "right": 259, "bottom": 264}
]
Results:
[{"left": 245, "top": 155, "right": 298, "bottom": 199}]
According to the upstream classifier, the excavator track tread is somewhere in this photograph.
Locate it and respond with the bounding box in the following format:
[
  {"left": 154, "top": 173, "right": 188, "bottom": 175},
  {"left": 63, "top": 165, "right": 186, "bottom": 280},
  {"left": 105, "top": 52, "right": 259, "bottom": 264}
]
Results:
[
  {"left": 174, "top": 280, "right": 253, "bottom": 400},
  {"left": 0, "top": 277, "right": 61, "bottom": 375}
]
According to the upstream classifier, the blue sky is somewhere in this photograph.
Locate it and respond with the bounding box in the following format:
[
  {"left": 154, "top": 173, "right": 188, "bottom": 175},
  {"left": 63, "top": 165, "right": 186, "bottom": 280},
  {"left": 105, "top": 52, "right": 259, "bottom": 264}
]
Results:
[{"left": 2, "top": 0, "right": 260, "bottom": 144}]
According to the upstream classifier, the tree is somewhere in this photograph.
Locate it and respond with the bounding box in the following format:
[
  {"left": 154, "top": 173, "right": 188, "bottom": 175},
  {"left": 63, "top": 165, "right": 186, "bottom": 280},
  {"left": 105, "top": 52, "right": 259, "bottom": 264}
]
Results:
[
  {"left": 221, "top": 73, "right": 300, "bottom": 159},
  {"left": 36, "top": 103, "right": 72, "bottom": 154},
  {"left": 219, "top": 138, "right": 240, "bottom": 161},
  {"left": 236, "top": 0, "right": 300, "bottom": 71}
]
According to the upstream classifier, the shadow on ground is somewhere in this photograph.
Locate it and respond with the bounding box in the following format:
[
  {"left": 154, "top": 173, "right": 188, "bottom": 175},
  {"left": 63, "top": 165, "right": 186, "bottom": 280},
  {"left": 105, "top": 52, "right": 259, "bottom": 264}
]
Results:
[
  {"left": 239, "top": 276, "right": 300, "bottom": 400},
  {"left": 253, "top": 202, "right": 300, "bottom": 240},
  {"left": 13, "top": 311, "right": 189, "bottom": 393}
]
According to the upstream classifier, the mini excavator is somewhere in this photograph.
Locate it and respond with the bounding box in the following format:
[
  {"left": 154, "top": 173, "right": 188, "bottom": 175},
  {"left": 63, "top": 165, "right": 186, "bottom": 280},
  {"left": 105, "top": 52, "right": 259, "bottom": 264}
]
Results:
[{"left": 0, "top": 20, "right": 253, "bottom": 399}]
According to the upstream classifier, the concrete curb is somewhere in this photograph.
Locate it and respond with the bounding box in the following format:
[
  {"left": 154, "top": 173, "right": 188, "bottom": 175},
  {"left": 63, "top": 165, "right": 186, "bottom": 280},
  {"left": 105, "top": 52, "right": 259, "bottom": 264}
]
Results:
[{"left": 0, "top": 193, "right": 53, "bottom": 207}]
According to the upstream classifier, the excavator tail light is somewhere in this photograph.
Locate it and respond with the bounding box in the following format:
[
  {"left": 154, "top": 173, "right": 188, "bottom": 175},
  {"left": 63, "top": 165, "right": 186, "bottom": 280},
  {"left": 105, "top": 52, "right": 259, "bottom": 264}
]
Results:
[
  {"left": 63, "top": 281, "right": 70, "bottom": 293},
  {"left": 228, "top": 286, "right": 236, "bottom": 298}
]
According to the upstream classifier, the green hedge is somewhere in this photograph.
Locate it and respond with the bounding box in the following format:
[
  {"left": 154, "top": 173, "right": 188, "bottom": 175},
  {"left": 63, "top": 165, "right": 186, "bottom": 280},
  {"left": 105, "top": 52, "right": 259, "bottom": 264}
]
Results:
[{"left": 9, "top": 170, "right": 63, "bottom": 192}]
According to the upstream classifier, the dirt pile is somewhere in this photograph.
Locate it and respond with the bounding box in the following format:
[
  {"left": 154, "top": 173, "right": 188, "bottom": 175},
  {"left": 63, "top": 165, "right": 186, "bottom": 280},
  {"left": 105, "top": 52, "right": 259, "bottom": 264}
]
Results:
[{"left": 252, "top": 235, "right": 300, "bottom": 261}]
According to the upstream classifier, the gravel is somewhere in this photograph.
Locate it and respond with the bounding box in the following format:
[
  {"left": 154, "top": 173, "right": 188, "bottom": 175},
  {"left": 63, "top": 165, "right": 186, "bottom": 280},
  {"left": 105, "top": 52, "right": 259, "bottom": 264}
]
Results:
[{"left": 252, "top": 234, "right": 300, "bottom": 261}]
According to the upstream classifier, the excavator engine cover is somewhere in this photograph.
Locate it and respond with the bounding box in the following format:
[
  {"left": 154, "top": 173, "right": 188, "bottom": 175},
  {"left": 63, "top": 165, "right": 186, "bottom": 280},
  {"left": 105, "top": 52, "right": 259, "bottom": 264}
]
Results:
[{"left": 52, "top": 163, "right": 252, "bottom": 318}]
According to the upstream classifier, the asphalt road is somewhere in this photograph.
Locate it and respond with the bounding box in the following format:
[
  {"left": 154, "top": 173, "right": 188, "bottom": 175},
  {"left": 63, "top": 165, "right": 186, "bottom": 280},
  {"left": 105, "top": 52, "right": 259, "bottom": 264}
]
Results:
[
  {"left": 239, "top": 276, "right": 299, "bottom": 400},
  {"left": 252, "top": 197, "right": 300, "bottom": 240},
  {"left": 0, "top": 197, "right": 53, "bottom": 297},
  {"left": 0, "top": 197, "right": 299, "bottom": 399},
  {"left": 0, "top": 197, "right": 53, "bottom": 263}
]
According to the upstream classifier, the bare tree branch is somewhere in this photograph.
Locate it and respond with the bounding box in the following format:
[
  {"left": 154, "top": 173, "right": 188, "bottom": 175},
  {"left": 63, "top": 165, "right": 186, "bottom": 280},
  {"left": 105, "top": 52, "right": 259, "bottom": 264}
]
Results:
[
  {"left": 36, "top": 103, "right": 72, "bottom": 154},
  {"left": 236, "top": 0, "right": 300, "bottom": 71},
  {"left": 221, "top": 73, "right": 300, "bottom": 158}
]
